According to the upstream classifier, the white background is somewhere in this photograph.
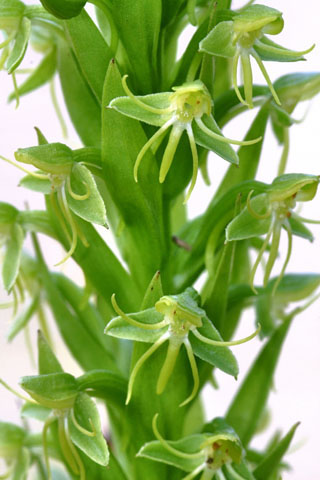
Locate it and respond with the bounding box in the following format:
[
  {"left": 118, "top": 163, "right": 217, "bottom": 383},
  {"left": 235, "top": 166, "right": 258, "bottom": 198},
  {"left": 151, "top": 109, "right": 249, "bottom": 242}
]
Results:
[{"left": 0, "top": 1, "right": 320, "bottom": 478}]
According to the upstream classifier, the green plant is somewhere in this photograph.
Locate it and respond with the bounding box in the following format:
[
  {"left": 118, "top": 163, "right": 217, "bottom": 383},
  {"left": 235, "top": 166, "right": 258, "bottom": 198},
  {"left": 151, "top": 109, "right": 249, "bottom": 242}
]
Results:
[{"left": 0, "top": 1, "right": 319, "bottom": 479}]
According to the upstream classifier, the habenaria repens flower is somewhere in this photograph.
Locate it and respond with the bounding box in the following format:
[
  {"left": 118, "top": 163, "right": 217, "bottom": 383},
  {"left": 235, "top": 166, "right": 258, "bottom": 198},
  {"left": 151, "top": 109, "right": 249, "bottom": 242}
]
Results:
[
  {"left": 1, "top": 331, "right": 110, "bottom": 479},
  {"left": 105, "top": 286, "right": 260, "bottom": 406},
  {"left": 226, "top": 174, "right": 320, "bottom": 295},
  {"left": 109, "top": 77, "right": 261, "bottom": 201},
  {"left": 200, "top": 4, "right": 314, "bottom": 108},
  {"left": 138, "top": 414, "right": 252, "bottom": 480},
  {"left": 1, "top": 141, "right": 107, "bottom": 265}
]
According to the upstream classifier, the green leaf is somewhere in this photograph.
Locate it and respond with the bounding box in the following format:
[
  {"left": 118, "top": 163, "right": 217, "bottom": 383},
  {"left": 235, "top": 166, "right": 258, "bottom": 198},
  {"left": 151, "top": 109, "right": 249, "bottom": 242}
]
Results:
[
  {"left": 226, "top": 317, "right": 292, "bottom": 446},
  {"left": 64, "top": 10, "right": 112, "bottom": 101},
  {"left": 7, "top": 295, "right": 40, "bottom": 342},
  {"left": 12, "top": 447, "right": 30, "bottom": 480},
  {"left": 57, "top": 42, "right": 101, "bottom": 147},
  {"left": 288, "top": 216, "right": 313, "bottom": 241},
  {"left": 253, "top": 422, "right": 299, "bottom": 479},
  {"left": 102, "top": 60, "right": 166, "bottom": 292},
  {"left": 67, "top": 163, "right": 107, "bottom": 225},
  {"left": 111, "top": 0, "right": 162, "bottom": 92},
  {"left": 6, "top": 17, "right": 31, "bottom": 73},
  {"left": 37, "top": 330, "right": 63, "bottom": 375},
  {"left": 8, "top": 47, "right": 56, "bottom": 101},
  {"left": 190, "top": 316, "right": 239, "bottom": 377},
  {"left": 68, "top": 393, "right": 109, "bottom": 466},
  {"left": 20, "top": 372, "right": 78, "bottom": 409},
  {"left": 39, "top": 0, "right": 86, "bottom": 19},
  {"left": 270, "top": 273, "right": 320, "bottom": 303},
  {"left": 2, "top": 222, "right": 24, "bottom": 292}
]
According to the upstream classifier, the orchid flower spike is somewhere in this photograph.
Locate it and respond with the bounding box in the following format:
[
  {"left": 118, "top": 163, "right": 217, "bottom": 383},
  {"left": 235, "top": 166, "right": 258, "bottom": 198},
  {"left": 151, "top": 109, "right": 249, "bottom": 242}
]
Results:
[
  {"left": 226, "top": 174, "right": 320, "bottom": 295},
  {"left": 109, "top": 76, "right": 261, "bottom": 202},
  {"left": 200, "top": 5, "right": 315, "bottom": 108},
  {"left": 105, "top": 287, "right": 260, "bottom": 406},
  {"left": 138, "top": 414, "right": 251, "bottom": 480}
]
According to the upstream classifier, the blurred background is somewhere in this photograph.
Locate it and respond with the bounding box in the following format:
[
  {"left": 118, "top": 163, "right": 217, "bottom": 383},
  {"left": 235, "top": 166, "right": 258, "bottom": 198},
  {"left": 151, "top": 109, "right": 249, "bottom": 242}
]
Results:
[{"left": 0, "top": 0, "right": 320, "bottom": 478}]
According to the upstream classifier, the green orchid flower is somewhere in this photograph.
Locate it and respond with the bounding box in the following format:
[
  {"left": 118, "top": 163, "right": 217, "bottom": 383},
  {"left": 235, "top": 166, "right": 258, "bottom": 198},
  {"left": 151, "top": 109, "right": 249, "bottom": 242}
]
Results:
[
  {"left": 1, "top": 332, "right": 109, "bottom": 480},
  {"left": 226, "top": 174, "right": 320, "bottom": 295},
  {"left": 0, "top": 141, "right": 107, "bottom": 265},
  {"left": 200, "top": 4, "right": 314, "bottom": 108},
  {"left": 138, "top": 414, "right": 253, "bottom": 480},
  {"left": 105, "top": 286, "right": 260, "bottom": 406},
  {"left": 109, "top": 77, "right": 261, "bottom": 202}
]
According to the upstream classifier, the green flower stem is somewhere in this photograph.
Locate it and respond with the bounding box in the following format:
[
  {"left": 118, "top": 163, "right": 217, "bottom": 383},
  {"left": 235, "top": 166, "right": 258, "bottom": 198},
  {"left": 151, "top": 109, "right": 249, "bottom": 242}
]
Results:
[
  {"left": 277, "top": 127, "right": 290, "bottom": 175},
  {"left": 49, "top": 79, "right": 68, "bottom": 139},
  {"left": 250, "top": 218, "right": 274, "bottom": 294},
  {"left": 58, "top": 416, "right": 79, "bottom": 475},
  {"left": 42, "top": 415, "right": 57, "bottom": 480},
  {"left": 263, "top": 220, "right": 282, "bottom": 286},
  {"left": 271, "top": 226, "right": 293, "bottom": 295},
  {"left": 126, "top": 333, "right": 169, "bottom": 404}
]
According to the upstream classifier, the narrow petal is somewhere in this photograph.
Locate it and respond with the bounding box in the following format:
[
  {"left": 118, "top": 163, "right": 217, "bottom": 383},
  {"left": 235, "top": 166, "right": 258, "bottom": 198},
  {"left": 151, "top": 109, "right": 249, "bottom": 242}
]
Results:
[
  {"left": 180, "top": 339, "right": 200, "bottom": 407},
  {"left": 195, "top": 118, "right": 261, "bottom": 146},
  {"left": 192, "top": 324, "right": 261, "bottom": 347},
  {"left": 134, "top": 118, "right": 174, "bottom": 182},
  {"left": 126, "top": 333, "right": 169, "bottom": 404}
]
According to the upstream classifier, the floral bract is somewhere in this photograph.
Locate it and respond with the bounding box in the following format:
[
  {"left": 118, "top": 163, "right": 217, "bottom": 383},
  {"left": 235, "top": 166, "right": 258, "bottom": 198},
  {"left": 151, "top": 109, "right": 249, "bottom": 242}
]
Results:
[{"left": 110, "top": 76, "right": 261, "bottom": 202}]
